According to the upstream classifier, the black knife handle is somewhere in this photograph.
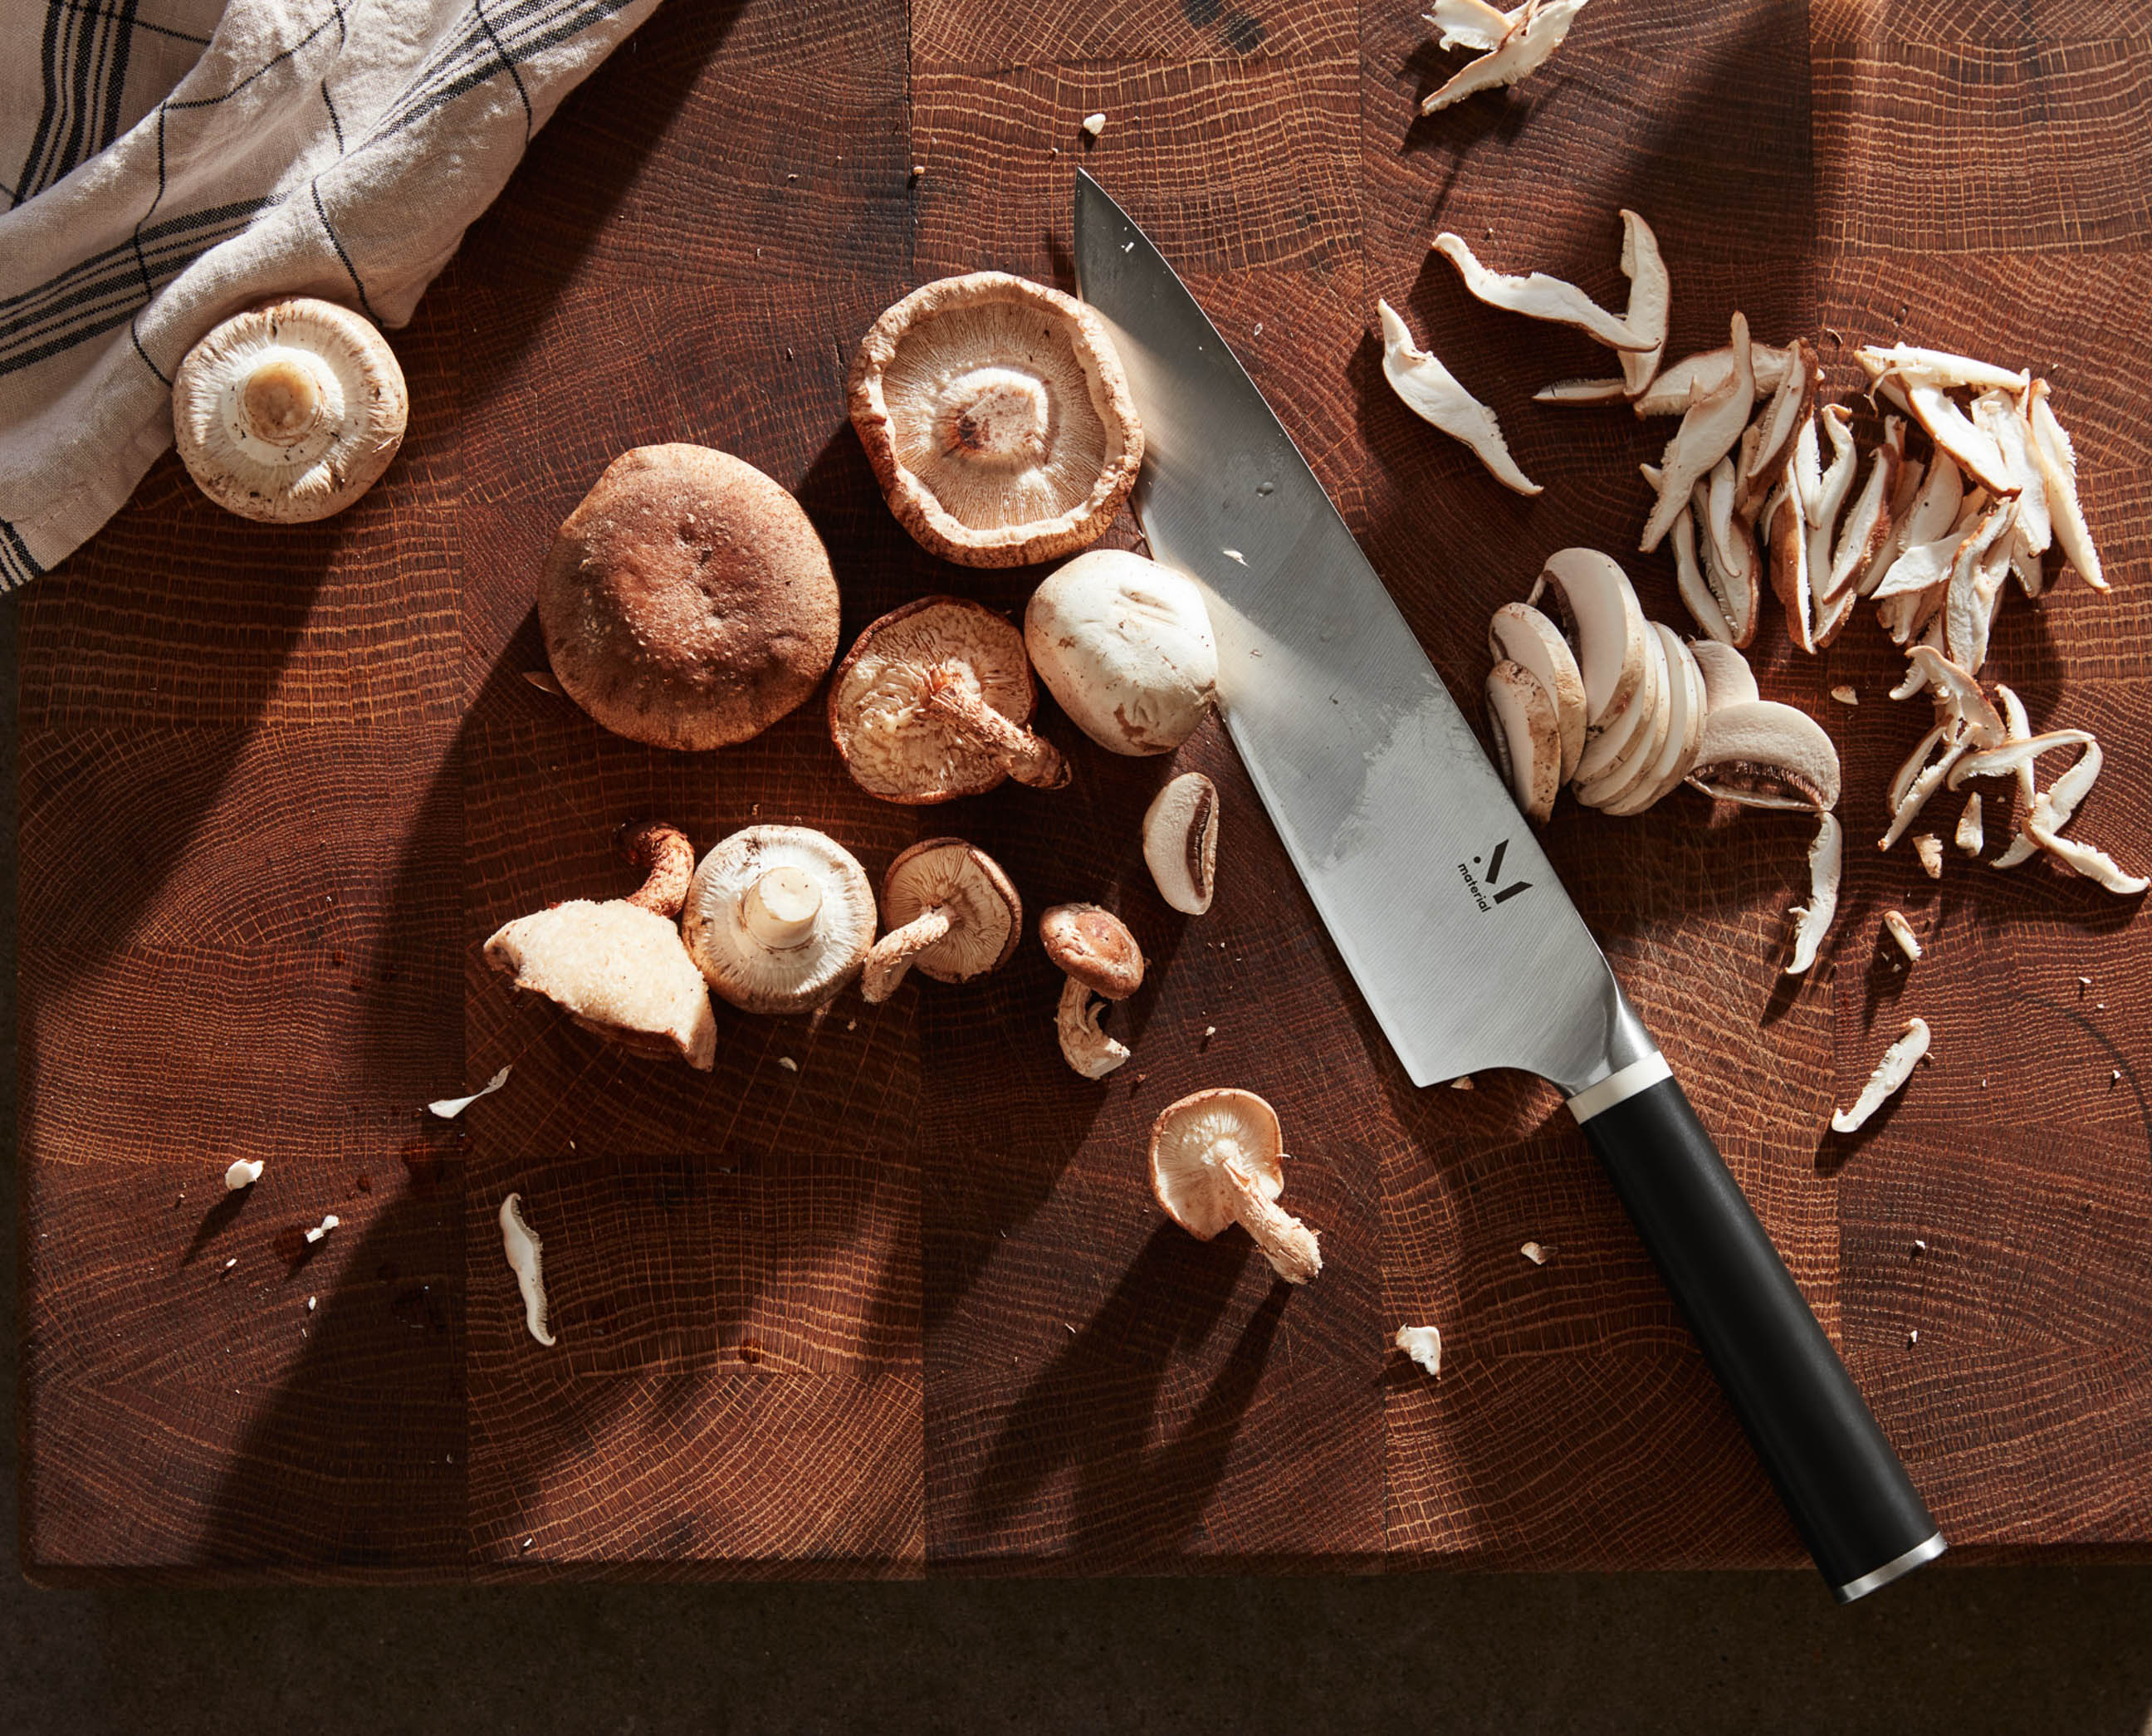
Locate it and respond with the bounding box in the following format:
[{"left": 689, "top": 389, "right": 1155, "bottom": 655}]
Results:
[{"left": 1572, "top": 1062, "right": 1944, "bottom": 1601}]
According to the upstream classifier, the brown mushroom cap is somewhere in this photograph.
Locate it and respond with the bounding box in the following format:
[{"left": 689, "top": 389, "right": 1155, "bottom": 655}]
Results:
[
  {"left": 539, "top": 444, "right": 839, "bottom": 752},
  {"left": 172, "top": 297, "right": 408, "bottom": 522},
  {"left": 848, "top": 272, "right": 1143, "bottom": 568},
  {"left": 682, "top": 825, "right": 878, "bottom": 1014},
  {"left": 1039, "top": 903, "right": 1144, "bottom": 1000},
  {"left": 829, "top": 596, "right": 1045, "bottom": 803},
  {"left": 878, "top": 839, "right": 1021, "bottom": 985}
]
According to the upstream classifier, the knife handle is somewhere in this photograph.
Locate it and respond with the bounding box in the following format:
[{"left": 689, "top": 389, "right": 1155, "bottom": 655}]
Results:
[{"left": 1569, "top": 1056, "right": 1944, "bottom": 1602}]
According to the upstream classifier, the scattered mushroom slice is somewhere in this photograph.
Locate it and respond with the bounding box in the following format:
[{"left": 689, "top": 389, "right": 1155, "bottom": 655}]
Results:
[
  {"left": 1914, "top": 834, "right": 1944, "bottom": 878},
  {"left": 1628, "top": 343, "right": 1795, "bottom": 418},
  {"left": 831, "top": 596, "right": 1065, "bottom": 803},
  {"left": 1824, "top": 416, "right": 1905, "bottom": 604},
  {"left": 1971, "top": 390, "right": 2050, "bottom": 559},
  {"left": 861, "top": 839, "right": 1021, "bottom": 1002},
  {"left": 1042, "top": 904, "right": 1146, "bottom": 1078},
  {"left": 1601, "top": 627, "right": 1705, "bottom": 815},
  {"left": 1143, "top": 772, "right": 1220, "bottom": 915},
  {"left": 2025, "top": 380, "right": 2106, "bottom": 592},
  {"left": 1394, "top": 1323, "right": 1444, "bottom": 1378},
  {"left": 1695, "top": 457, "right": 1761, "bottom": 648},
  {"left": 1528, "top": 547, "right": 1651, "bottom": 725},
  {"left": 1988, "top": 684, "right": 2042, "bottom": 870},
  {"left": 1855, "top": 343, "right": 2027, "bottom": 395},
  {"left": 1431, "top": 230, "right": 1651, "bottom": 352},
  {"left": 1377, "top": 300, "right": 1541, "bottom": 495},
  {"left": 682, "top": 826, "right": 878, "bottom": 1015},
  {"left": 1804, "top": 405, "right": 1857, "bottom": 597},
  {"left": 1783, "top": 811, "right": 1842, "bottom": 975},
  {"left": 1687, "top": 699, "right": 1841, "bottom": 811},
  {"left": 1900, "top": 379, "right": 2013, "bottom": 495},
  {"left": 1670, "top": 502, "right": 1734, "bottom": 644},
  {"left": 1881, "top": 730, "right": 1970, "bottom": 853},
  {"left": 1616, "top": 209, "right": 1669, "bottom": 395},
  {"left": 428, "top": 1064, "right": 512, "bottom": 1120},
  {"left": 1148, "top": 1089, "right": 1322, "bottom": 1284},
  {"left": 1882, "top": 910, "right": 1923, "bottom": 962},
  {"left": 849, "top": 272, "right": 1143, "bottom": 566},
  {"left": 1489, "top": 602, "right": 1587, "bottom": 781},
  {"left": 1641, "top": 313, "right": 1754, "bottom": 553},
  {"left": 1948, "top": 727, "right": 2096, "bottom": 792},
  {"left": 171, "top": 297, "right": 408, "bottom": 522},
  {"left": 499, "top": 1193, "right": 557, "bottom": 1348},
  {"left": 483, "top": 822, "right": 717, "bottom": 1071},
  {"left": 1025, "top": 549, "right": 1218, "bottom": 755},
  {"left": 2026, "top": 793, "right": 2149, "bottom": 895},
  {"left": 1736, "top": 339, "right": 1820, "bottom": 515},
  {"left": 1426, "top": 0, "right": 1513, "bottom": 52},
  {"left": 1486, "top": 660, "right": 1563, "bottom": 823},
  {"left": 1903, "top": 643, "right": 2005, "bottom": 746},
  {"left": 1832, "top": 1019, "right": 1931, "bottom": 1134},
  {"left": 1688, "top": 639, "right": 1758, "bottom": 714},
  {"left": 1421, "top": 0, "right": 1588, "bottom": 113}
]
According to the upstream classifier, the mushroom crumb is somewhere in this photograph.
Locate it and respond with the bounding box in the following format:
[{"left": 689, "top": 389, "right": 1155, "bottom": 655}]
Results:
[
  {"left": 223, "top": 1257, "right": 238, "bottom": 1271},
  {"left": 1395, "top": 1325, "right": 1443, "bottom": 1378},
  {"left": 1912, "top": 1239, "right": 1928, "bottom": 1254},
  {"left": 1520, "top": 1241, "right": 1548, "bottom": 1265},
  {"left": 776, "top": 1056, "right": 799, "bottom": 1073},
  {"left": 304, "top": 1214, "right": 340, "bottom": 1245},
  {"left": 1883, "top": 910, "right": 1922, "bottom": 962},
  {"left": 500, "top": 1194, "right": 556, "bottom": 1347},
  {"left": 1914, "top": 834, "right": 1944, "bottom": 878},
  {"left": 1450, "top": 1076, "right": 1475, "bottom": 1090},
  {"left": 224, "top": 1159, "right": 265, "bottom": 1191},
  {"left": 307, "top": 1296, "right": 317, "bottom": 1313},
  {"left": 1831, "top": 685, "right": 1858, "bottom": 706},
  {"left": 428, "top": 1064, "right": 511, "bottom": 1120},
  {"left": 1204, "top": 1025, "right": 1217, "bottom": 1039},
  {"left": 1082, "top": 112, "right": 1106, "bottom": 137},
  {"left": 1908, "top": 1329, "right": 1920, "bottom": 1346}
]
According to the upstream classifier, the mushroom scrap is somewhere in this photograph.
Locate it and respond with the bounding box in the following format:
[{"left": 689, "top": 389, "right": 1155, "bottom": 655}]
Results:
[
  {"left": 1149, "top": 1089, "right": 1322, "bottom": 1284},
  {"left": 484, "top": 820, "right": 718, "bottom": 1070},
  {"left": 1377, "top": 299, "right": 1540, "bottom": 495},
  {"left": 1040, "top": 903, "right": 1146, "bottom": 1078},
  {"left": 682, "top": 825, "right": 878, "bottom": 1014},
  {"left": 1833, "top": 1019, "right": 1931, "bottom": 1134},
  {"left": 1025, "top": 549, "right": 1219, "bottom": 755},
  {"left": 1421, "top": 0, "right": 1592, "bottom": 115},
  {"left": 861, "top": 839, "right": 1022, "bottom": 1002}
]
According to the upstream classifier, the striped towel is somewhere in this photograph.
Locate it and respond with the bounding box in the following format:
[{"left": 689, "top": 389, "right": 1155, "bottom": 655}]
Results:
[{"left": 0, "top": 0, "right": 661, "bottom": 589}]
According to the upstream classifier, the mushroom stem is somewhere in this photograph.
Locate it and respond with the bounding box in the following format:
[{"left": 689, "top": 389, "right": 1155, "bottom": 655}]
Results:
[
  {"left": 618, "top": 820, "right": 696, "bottom": 917},
  {"left": 861, "top": 902, "right": 955, "bottom": 1003},
  {"left": 1220, "top": 1160, "right": 1323, "bottom": 1284},
  {"left": 242, "top": 353, "right": 329, "bottom": 445},
  {"left": 1055, "top": 975, "right": 1130, "bottom": 1078},
  {"left": 741, "top": 866, "right": 823, "bottom": 949},
  {"left": 922, "top": 667, "right": 1070, "bottom": 789}
]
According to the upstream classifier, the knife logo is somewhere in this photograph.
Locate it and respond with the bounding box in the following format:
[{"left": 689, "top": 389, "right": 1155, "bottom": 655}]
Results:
[{"left": 1457, "top": 839, "right": 1533, "bottom": 912}]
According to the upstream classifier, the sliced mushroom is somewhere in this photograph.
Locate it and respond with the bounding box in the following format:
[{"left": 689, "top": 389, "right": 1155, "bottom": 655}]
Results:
[
  {"left": 1485, "top": 660, "right": 1563, "bottom": 823},
  {"left": 1899, "top": 379, "right": 2014, "bottom": 495},
  {"left": 1942, "top": 500, "right": 2018, "bottom": 675},
  {"left": 1855, "top": 343, "right": 2027, "bottom": 395},
  {"left": 1988, "top": 683, "right": 2042, "bottom": 870},
  {"left": 1954, "top": 792, "right": 1984, "bottom": 855},
  {"left": 498, "top": 1193, "right": 557, "bottom": 1348},
  {"left": 1574, "top": 625, "right": 1672, "bottom": 809},
  {"left": 1882, "top": 910, "right": 1923, "bottom": 962},
  {"left": 1533, "top": 376, "right": 1630, "bottom": 405},
  {"left": 483, "top": 821, "right": 718, "bottom": 1070},
  {"left": 1616, "top": 209, "right": 1670, "bottom": 395},
  {"left": 848, "top": 272, "right": 1143, "bottom": 566},
  {"left": 1948, "top": 727, "right": 2096, "bottom": 791},
  {"left": 1421, "top": 0, "right": 1588, "bottom": 113},
  {"left": 1528, "top": 547, "right": 1651, "bottom": 725},
  {"left": 1881, "top": 731, "right": 1971, "bottom": 853},
  {"left": 682, "top": 825, "right": 878, "bottom": 1015},
  {"left": 171, "top": 297, "right": 408, "bottom": 522},
  {"left": 1426, "top": 0, "right": 1514, "bottom": 52},
  {"left": 1688, "top": 639, "right": 1758, "bottom": 714},
  {"left": 1901, "top": 642, "right": 2005, "bottom": 747},
  {"left": 2026, "top": 793, "right": 2148, "bottom": 895},
  {"left": 1489, "top": 602, "right": 1587, "bottom": 781},
  {"left": 1823, "top": 415, "right": 1905, "bottom": 604},
  {"left": 2025, "top": 380, "right": 2106, "bottom": 591},
  {"left": 1971, "top": 389, "right": 2051, "bottom": 559},
  {"left": 1670, "top": 501, "right": 1734, "bottom": 644},
  {"left": 1765, "top": 478, "right": 1817, "bottom": 655},
  {"left": 1377, "top": 300, "right": 1541, "bottom": 495},
  {"left": 1735, "top": 339, "right": 1819, "bottom": 516},
  {"left": 1431, "top": 232, "right": 1653, "bottom": 352},
  {"left": 1148, "top": 1088, "right": 1322, "bottom": 1284},
  {"left": 1629, "top": 343, "right": 1796, "bottom": 418},
  {"left": 1641, "top": 313, "right": 1754, "bottom": 552},
  {"left": 1695, "top": 457, "right": 1760, "bottom": 647},
  {"left": 861, "top": 839, "right": 1021, "bottom": 1002},
  {"left": 1042, "top": 904, "right": 1145, "bottom": 1078},
  {"left": 1803, "top": 405, "right": 1857, "bottom": 604},
  {"left": 1142, "top": 772, "right": 1220, "bottom": 915},
  {"left": 1600, "top": 627, "right": 1705, "bottom": 815},
  {"left": 1783, "top": 810, "right": 1842, "bottom": 975},
  {"left": 1687, "top": 699, "right": 1841, "bottom": 811},
  {"left": 1025, "top": 549, "right": 1218, "bottom": 755},
  {"left": 831, "top": 596, "right": 1065, "bottom": 803},
  {"left": 1832, "top": 1019, "right": 1931, "bottom": 1134}
]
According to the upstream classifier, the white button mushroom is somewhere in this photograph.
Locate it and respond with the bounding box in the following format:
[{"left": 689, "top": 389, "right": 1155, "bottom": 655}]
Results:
[
  {"left": 1039, "top": 903, "right": 1145, "bottom": 1078},
  {"left": 1148, "top": 1088, "right": 1321, "bottom": 1284},
  {"left": 682, "top": 826, "right": 878, "bottom": 1015},
  {"left": 1142, "top": 772, "right": 1219, "bottom": 916},
  {"left": 1024, "top": 550, "right": 1219, "bottom": 756},
  {"left": 861, "top": 839, "right": 1022, "bottom": 1003}
]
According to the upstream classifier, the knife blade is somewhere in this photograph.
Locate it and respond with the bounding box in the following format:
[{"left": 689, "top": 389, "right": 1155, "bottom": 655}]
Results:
[{"left": 1074, "top": 169, "right": 1944, "bottom": 1602}]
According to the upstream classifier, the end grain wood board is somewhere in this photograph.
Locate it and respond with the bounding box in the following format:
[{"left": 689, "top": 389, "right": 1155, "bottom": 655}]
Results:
[{"left": 19, "top": 0, "right": 2152, "bottom": 1581}]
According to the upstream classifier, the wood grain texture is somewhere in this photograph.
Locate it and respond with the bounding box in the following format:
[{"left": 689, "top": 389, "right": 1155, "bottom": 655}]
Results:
[{"left": 17, "top": 0, "right": 2150, "bottom": 1579}]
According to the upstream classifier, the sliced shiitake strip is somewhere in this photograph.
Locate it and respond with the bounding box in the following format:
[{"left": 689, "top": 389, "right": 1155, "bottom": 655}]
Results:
[
  {"left": 1765, "top": 477, "right": 1816, "bottom": 655},
  {"left": 1616, "top": 209, "right": 1670, "bottom": 396},
  {"left": 2026, "top": 379, "right": 2106, "bottom": 591},
  {"left": 1630, "top": 343, "right": 1795, "bottom": 418},
  {"left": 1573, "top": 623, "right": 1671, "bottom": 806},
  {"left": 1735, "top": 338, "right": 1819, "bottom": 516},
  {"left": 1670, "top": 501, "right": 1734, "bottom": 644},
  {"left": 1485, "top": 660, "right": 1563, "bottom": 824},
  {"left": 1602, "top": 627, "right": 1706, "bottom": 815},
  {"left": 1688, "top": 639, "right": 1758, "bottom": 714},
  {"left": 1881, "top": 730, "right": 1970, "bottom": 853},
  {"left": 1695, "top": 457, "right": 1760, "bottom": 648},
  {"left": 1534, "top": 377, "right": 1630, "bottom": 405},
  {"left": 1687, "top": 698, "right": 1841, "bottom": 811},
  {"left": 1900, "top": 379, "right": 2013, "bottom": 494},
  {"left": 1832, "top": 1018, "right": 1930, "bottom": 1134},
  {"left": 1823, "top": 415, "right": 1905, "bottom": 604},
  {"left": 1855, "top": 343, "right": 2027, "bottom": 395},
  {"left": 1529, "top": 547, "right": 1651, "bottom": 726},
  {"left": 1490, "top": 602, "right": 1587, "bottom": 782},
  {"left": 1949, "top": 727, "right": 2096, "bottom": 790},
  {"left": 1432, "top": 232, "right": 1656, "bottom": 352},
  {"left": 1783, "top": 810, "right": 1842, "bottom": 976},
  {"left": 1954, "top": 791, "right": 1984, "bottom": 855},
  {"left": 1972, "top": 389, "right": 2050, "bottom": 555},
  {"left": 2027, "top": 793, "right": 2148, "bottom": 895},
  {"left": 1377, "top": 299, "right": 1542, "bottom": 496},
  {"left": 1943, "top": 499, "right": 2018, "bottom": 675},
  {"left": 1641, "top": 312, "right": 1754, "bottom": 552},
  {"left": 1903, "top": 643, "right": 2004, "bottom": 745}
]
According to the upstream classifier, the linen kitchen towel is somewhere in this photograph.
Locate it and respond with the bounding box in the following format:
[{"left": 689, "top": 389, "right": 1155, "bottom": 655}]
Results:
[{"left": 0, "top": 0, "right": 662, "bottom": 588}]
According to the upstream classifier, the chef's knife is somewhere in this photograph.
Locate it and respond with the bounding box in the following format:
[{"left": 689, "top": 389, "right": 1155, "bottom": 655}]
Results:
[{"left": 1074, "top": 170, "right": 1944, "bottom": 1602}]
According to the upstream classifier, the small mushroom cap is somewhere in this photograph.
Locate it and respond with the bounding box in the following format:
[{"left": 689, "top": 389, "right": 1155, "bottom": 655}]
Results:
[
  {"left": 1148, "top": 1088, "right": 1285, "bottom": 1239},
  {"left": 1039, "top": 903, "right": 1145, "bottom": 999},
  {"left": 172, "top": 297, "right": 408, "bottom": 522},
  {"left": 682, "top": 825, "right": 877, "bottom": 1014},
  {"left": 485, "top": 898, "right": 717, "bottom": 1070},
  {"left": 848, "top": 272, "right": 1143, "bottom": 567},
  {"left": 879, "top": 839, "right": 1022, "bottom": 983},
  {"left": 1025, "top": 550, "right": 1219, "bottom": 755},
  {"left": 829, "top": 596, "right": 1039, "bottom": 803},
  {"left": 539, "top": 444, "right": 840, "bottom": 752}
]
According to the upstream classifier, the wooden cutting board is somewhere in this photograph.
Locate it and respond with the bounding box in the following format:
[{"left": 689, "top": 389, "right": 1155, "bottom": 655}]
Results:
[{"left": 20, "top": 0, "right": 2151, "bottom": 1580}]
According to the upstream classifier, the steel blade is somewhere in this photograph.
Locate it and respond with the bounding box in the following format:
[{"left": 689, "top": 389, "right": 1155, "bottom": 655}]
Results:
[{"left": 1074, "top": 172, "right": 1648, "bottom": 1093}]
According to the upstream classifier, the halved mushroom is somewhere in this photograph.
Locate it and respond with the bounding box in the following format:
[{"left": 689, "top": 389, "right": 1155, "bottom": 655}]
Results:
[
  {"left": 1628, "top": 342, "right": 1796, "bottom": 418},
  {"left": 1783, "top": 811, "right": 1842, "bottom": 975},
  {"left": 1855, "top": 344, "right": 2027, "bottom": 395},
  {"left": 1148, "top": 1088, "right": 1322, "bottom": 1284},
  {"left": 1832, "top": 1019, "right": 1930, "bottom": 1134},
  {"left": 1143, "top": 772, "right": 1220, "bottom": 915},
  {"left": 831, "top": 596, "right": 1067, "bottom": 803},
  {"left": 1688, "top": 639, "right": 1758, "bottom": 714},
  {"left": 1485, "top": 659, "right": 1563, "bottom": 823},
  {"left": 682, "top": 825, "right": 878, "bottom": 1015},
  {"left": 2025, "top": 380, "right": 2106, "bottom": 591},
  {"left": 1421, "top": 0, "right": 1588, "bottom": 113},
  {"left": 1042, "top": 903, "right": 1145, "bottom": 1078},
  {"left": 1600, "top": 626, "right": 1706, "bottom": 815},
  {"left": 1489, "top": 602, "right": 1587, "bottom": 780},
  {"left": 172, "top": 297, "right": 408, "bottom": 522},
  {"left": 1528, "top": 547, "right": 1651, "bottom": 725},
  {"left": 1431, "top": 232, "right": 1653, "bottom": 352},
  {"left": 1641, "top": 313, "right": 1754, "bottom": 552},
  {"left": 1686, "top": 699, "right": 1841, "bottom": 810},
  {"left": 1025, "top": 549, "right": 1218, "bottom": 755},
  {"left": 861, "top": 839, "right": 1021, "bottom": 1002},
  {"left": 1616, "top": 209, "right": 1670, "bottom": 395},
  {"left": 1377, "top": 300, "right": 1541, "bottom": 495},
  {"left": 483, "top": 820, "right": 717, "bottom": 1070},
  {"left": 848, "top": 272, "right": 1143, "bottom": 566}
]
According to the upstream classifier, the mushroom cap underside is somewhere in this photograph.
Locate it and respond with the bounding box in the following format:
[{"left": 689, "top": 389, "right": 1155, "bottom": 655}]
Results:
[
  {"left": 1148, "top": 1088, "right": 1286, "bottom": 1238},
  {"left": 879, "top": 838, "right": 1021, "bottom": 982}
]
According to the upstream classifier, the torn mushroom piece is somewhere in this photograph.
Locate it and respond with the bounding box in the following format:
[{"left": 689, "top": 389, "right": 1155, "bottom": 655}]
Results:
[
  {"left": 1432, "top": 228, "right": 1651, "bottom": 354},
  {"left": 1421, "top": 0, "right": 1587, "bottom": 112},
  {"left": 172, "top": 297, "right": 408, "bottom": 522},
  {"left": 1025, "top": 549, "right": 1218, "bottom": 755},
  {"left": 1955, "top": 792, "right": 1984, "bottom": 854},
  {"left": 1489, "top": 602, "right": 1587, "bottom": 782},
  {"left": 498, "top": 1193, "right": 557, "bottom": 1348},
  {"left": 485, "top": 823, "right": 717, "bottom": 1069},
  {"left": 1377, "top": 300, "right": 1540, "bottom": 495},
  {"left": 1143, "top": 772, "right": 1220, "bottom": 915},
  {"left": 1686, "top": 699, "right": 1841, "bottom": 811},
  {"left": 1041, "top": 904, "right": 1145, "bottom": 1078},
  {"left": 1149, "top": 1089, "right": 1322, "bottom": 1284},
  {"left": 1394, "top": 1323, "right": 1443, "bottom": 1378},
  {"left": 1784, "top": 811, "right": 1842, "bottom": 975},
  {"left": 1484, "top": 660, "right": 1562, "bottom": 824},
  {"left": 831, "top": 596, "right": 1067, "bottom": 802},
  {"left": 1615, "top": 209, "right": 1669, "bottom": 396},
  {"left": 1882, "top": 910, "right": 1922, "bottom": 961},
  {"left": 849, "top": 272, "right": 1143, "bottom": 566},
  {"left": 1832, "top": 1018, "right": 1931, "bottom": 1134},
  {"left": 682, "top": 826, "right": 878, "bottom": 1015},
  {"left": 1626, "top": 342, "right": 1796, "bottom": 419},
  {"left": 861, "top": 839, "right": 1021, "bottom": 1002}
]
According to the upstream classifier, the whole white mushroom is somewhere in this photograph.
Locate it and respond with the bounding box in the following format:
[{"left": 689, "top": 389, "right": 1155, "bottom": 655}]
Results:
[{"left": 1024, "top": 549, "right": 1218, "bottom": 756}]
